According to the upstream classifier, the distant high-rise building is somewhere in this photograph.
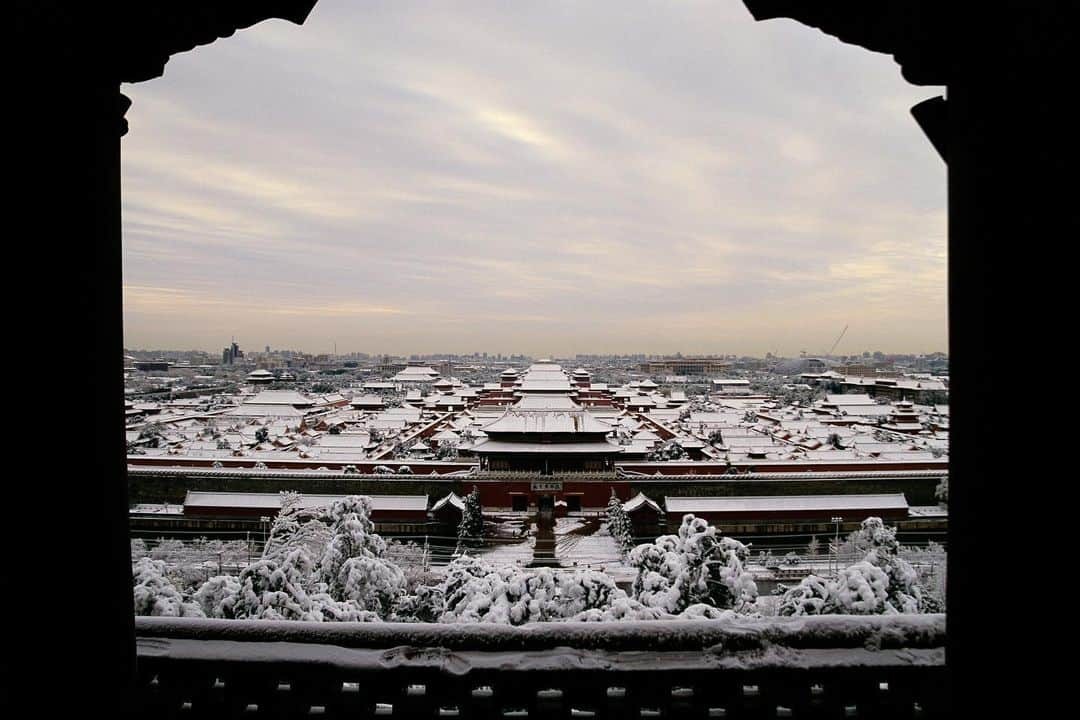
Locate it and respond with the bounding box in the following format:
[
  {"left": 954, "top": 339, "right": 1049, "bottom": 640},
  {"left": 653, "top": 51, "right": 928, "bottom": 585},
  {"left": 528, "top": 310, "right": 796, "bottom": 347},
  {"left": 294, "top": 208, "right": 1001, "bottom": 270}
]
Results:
[{"left": 221, "top": 341, "right": 244, "bottom": 365}]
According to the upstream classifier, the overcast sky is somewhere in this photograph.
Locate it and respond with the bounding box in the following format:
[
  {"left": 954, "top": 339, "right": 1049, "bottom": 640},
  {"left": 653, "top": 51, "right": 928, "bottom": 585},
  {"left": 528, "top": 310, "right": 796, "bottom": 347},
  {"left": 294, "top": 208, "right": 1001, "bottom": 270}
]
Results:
[{"left": 121, "top": 0, "right": 946, "bottom": 358}]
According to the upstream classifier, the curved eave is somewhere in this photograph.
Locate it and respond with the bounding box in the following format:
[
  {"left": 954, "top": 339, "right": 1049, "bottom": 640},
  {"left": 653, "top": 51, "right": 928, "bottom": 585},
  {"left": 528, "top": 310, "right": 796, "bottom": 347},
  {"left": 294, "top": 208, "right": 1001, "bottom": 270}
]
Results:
[{"left": 742, "top": 0, "right": 946, "bottom": 85}]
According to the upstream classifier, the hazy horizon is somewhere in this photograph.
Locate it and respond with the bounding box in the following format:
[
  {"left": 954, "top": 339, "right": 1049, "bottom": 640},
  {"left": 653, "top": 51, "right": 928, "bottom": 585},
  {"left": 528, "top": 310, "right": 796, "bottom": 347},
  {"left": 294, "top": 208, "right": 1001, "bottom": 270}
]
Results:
[
  {"left": 125, "top": 344, "right": 946, "bottom": 360},
  {"left": 121, "top": 1, "right": 946, "bottom": 358}
]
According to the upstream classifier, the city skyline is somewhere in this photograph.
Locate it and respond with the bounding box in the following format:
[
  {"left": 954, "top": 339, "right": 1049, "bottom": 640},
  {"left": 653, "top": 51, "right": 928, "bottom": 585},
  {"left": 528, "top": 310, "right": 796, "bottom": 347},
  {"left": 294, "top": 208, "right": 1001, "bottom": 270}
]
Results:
[
  {"left": 126, "top": 343, "right": 946, "bottom": 360},
  {"left": 121, "top": 1, "right": 946, "bottom": 357}
]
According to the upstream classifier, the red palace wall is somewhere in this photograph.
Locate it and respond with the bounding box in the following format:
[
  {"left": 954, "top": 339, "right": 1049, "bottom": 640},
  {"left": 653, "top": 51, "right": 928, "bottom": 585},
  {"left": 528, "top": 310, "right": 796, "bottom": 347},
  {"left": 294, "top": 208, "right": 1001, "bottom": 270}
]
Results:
[{"left": 468, "top": 479, "right": 634, "bottom": 509}]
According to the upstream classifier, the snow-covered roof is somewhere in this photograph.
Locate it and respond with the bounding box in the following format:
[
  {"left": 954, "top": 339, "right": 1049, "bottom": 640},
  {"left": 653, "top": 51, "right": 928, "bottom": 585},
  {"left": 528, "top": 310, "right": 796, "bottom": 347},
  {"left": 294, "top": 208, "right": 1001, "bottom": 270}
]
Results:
[
  {"left": 514, "top": 394, "right": 582, "bottom": 411},
  {"left": 431, "top": 492, "right": 466, "bottom": 513},
  {"left": 224, "top": 404, "right": 306, "bottom": 418},
  {"left": 469, "top": 439, "right": 625, "bottom": 454},
  {"left": 184, "top": 491, "right": 429, "bottom": 512},
  {"left": 663, "top": 494, "right": 909, "bottom": 514},
  {"left": 129, "top": 503, "right": 184, "bottom": 515},
  {"left": 482, "top": 409, "right": 612, "bottom": 434},
  {"left": 907, "top": 505, "right": 948, "bottom": 518},
  {"left": 246, "top": 390, "right": 313, "bottom": 406},
  {"left": 518, "top": 378, "right": 574, "bottom": 392},
  {"left": 317, "top": 434, "right": 370, "bottom": 448},
  {"left": 622, "top": 492, "right": 662, "bottom": 514}
]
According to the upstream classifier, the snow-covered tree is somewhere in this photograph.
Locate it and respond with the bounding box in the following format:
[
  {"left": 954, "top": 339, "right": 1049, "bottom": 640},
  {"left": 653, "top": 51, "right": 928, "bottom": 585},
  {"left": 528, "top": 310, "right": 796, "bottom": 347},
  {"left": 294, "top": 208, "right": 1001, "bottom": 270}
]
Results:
[
  {"left": 648, "top": 439, "right": 688, "bottom": 461},
  {"left": 628, "top": 514, "right": 757, "bottom": 614},
  {"left": 132, "top": 558, "right": 204, "bottom": 617},
  {"left": 457, "top": 486, "right": 484, "bottom": 548},
  {"left": 935, "top": 477, "right": 948, "bottom": 506},
  {"left": 231, "top": 547, "right": 334, "bottom": 621},
  {"left": 606, "top": 489, "right": 635, "bottom": 557},
  {"left": 855, "top": 517, "right": 922, "bottom": 613},
  {"left": 130, "top": 538, "right": 148, "bottom": 562},
  {"left": 318, "top": 496, "right": 406, "bottom": 617},
  {"left": 433, "top": 440, "right": 457, "bottom": 460},
  {"left": 262, "top": 492, "right": 332, "bottom": 562}
]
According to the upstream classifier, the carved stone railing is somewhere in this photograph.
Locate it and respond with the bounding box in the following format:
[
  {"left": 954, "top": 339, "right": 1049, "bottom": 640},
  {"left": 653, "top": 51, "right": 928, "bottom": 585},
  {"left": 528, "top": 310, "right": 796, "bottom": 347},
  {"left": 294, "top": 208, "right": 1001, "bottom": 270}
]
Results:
[{"left": 135, "top": 614, "right": 946, "bottom": 717}]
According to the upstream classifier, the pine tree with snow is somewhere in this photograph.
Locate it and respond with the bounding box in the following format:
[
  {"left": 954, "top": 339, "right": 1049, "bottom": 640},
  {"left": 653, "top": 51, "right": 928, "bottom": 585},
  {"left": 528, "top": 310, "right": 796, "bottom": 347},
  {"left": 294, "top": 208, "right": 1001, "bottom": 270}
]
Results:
[
  {"left": 606, "top": 489, "right": 635, "bottom": 556},
  {"left": 457, "top": 486, "right": 484, "bottom": 548}
]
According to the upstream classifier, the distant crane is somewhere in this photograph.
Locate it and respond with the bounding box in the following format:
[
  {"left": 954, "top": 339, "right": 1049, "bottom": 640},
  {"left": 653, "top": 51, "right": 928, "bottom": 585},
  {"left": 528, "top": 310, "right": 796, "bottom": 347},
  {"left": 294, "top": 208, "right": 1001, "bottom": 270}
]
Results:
[{"left": 827, "top": 324, "right": 849, "bottom": 357}]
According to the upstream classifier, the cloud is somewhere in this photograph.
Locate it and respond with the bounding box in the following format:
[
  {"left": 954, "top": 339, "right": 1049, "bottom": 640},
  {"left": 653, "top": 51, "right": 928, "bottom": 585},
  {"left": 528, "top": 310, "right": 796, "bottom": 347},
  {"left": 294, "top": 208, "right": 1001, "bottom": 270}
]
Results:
[{"left": 120, "top": 0, "right": 946, "bottom": 356}]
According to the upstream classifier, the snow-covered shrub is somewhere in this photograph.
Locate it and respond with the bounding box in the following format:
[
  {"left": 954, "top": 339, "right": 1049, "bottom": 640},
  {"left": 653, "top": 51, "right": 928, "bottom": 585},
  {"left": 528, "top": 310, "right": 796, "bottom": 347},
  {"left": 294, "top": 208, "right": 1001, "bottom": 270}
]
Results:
[
  {"left": 552, "top": 569, "right": 624, "bottom": 618},
  {"left": 832, "top": 562, "right": 892, "bottom": 614},
  {"left": 130, "top": 538, "right": 148, "bottom": 562},
  {"left": 132, "top": 558, "right": 204, "bottom": 617},
  {"left": 628, "top": 514, "right": 757, "bottom": 614},
  {"left": 606, "top": 490, "right": 635, "bottom": 556},
  {"left": 678, "top": 604, "right": 736, "bottom": 620},
  {"left": 777, "top": 578, "right": 833, "bottom": 617},
  {"left": 396, "top": 465, "right": 413, "bottom": 474},
  {"left": 392, "top": 583, "right": 445, "bottom": 623},
  {"left": 432, "top": 555, "right": 684, "bottom": 625},
  {"left": 777, "top": 517, "right": 928, "bottom": 616},
  {"left": 372, "top": 464, "right": 394, "bottom": 475},
  {"left": 192, "top": 575, "right": 242, "bottom": 618}
]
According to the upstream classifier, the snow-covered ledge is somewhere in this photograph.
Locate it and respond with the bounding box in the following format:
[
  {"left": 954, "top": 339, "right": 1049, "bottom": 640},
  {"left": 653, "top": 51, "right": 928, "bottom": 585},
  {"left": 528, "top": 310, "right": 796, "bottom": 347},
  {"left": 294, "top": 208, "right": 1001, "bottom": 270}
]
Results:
[{"left": 135, "top": 615, "right": 946, "bottom": 717}]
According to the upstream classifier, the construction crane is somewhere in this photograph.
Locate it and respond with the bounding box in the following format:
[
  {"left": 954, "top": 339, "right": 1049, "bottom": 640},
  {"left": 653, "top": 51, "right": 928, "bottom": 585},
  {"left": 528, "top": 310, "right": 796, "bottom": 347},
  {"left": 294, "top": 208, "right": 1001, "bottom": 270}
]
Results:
[{"left": 827, "top": 324, "right": 848, "bottom": 357}]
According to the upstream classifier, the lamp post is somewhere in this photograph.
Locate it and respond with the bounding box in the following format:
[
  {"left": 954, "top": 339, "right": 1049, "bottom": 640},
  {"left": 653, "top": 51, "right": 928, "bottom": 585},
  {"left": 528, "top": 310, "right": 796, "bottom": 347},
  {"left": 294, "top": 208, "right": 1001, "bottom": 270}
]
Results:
[{"left": 831, "top": 516, "right": 843, "bottom": 577}]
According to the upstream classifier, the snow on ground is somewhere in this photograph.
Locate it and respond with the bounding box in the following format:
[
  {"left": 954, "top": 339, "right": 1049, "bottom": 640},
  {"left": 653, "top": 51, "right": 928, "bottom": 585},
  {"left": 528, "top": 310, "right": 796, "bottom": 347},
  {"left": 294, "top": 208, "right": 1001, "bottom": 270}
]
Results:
[
  {"left": 554, "top": 516, "right": 636, "bottom": 582},
  {"left": 460, "top": 516, "right": 635, "bottom": 581}
]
